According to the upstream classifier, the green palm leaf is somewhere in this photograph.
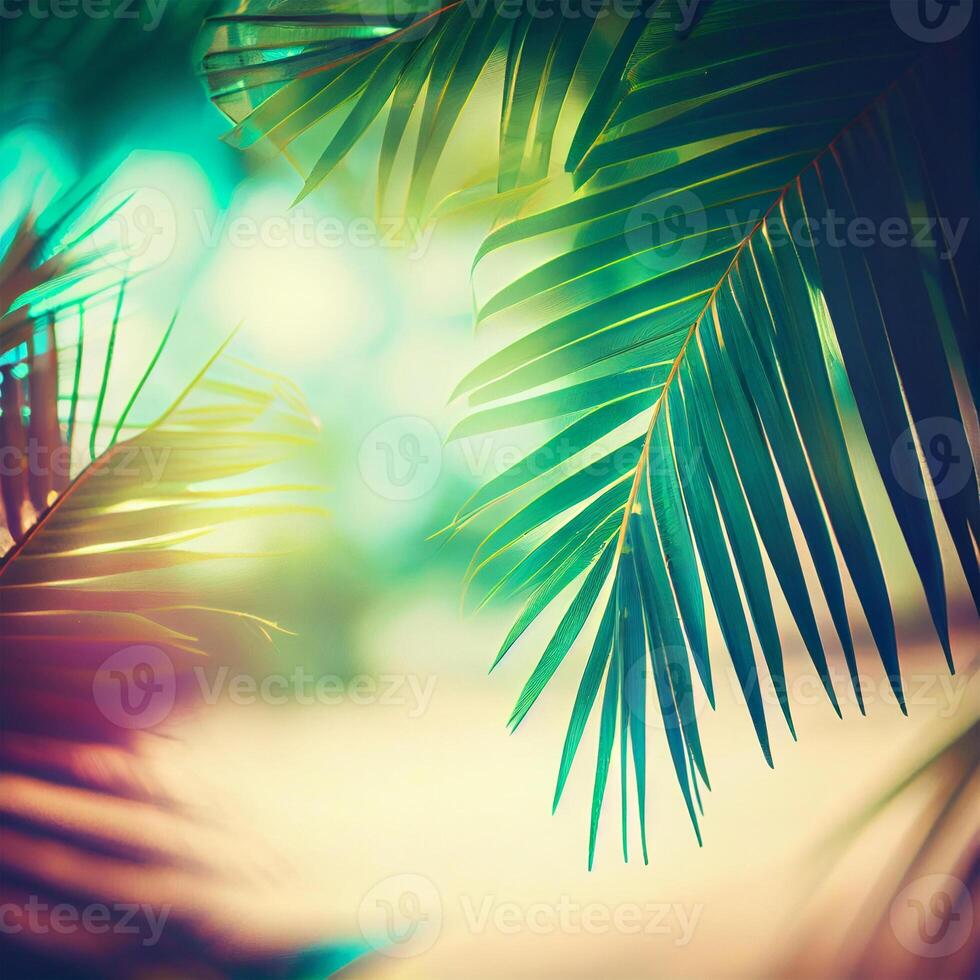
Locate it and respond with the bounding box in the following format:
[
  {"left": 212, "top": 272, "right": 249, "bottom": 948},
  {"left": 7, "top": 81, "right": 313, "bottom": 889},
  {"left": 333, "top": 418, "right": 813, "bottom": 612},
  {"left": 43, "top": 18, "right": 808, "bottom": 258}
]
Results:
[
  {"left": 198, "top": 0, "right": 978, "bottom": 862},
  {"left": 198, "top": 0, "right": 657, "bottom": 210},
  {"left": 455, "top": 2, "right": 977, "bottom": 862}
]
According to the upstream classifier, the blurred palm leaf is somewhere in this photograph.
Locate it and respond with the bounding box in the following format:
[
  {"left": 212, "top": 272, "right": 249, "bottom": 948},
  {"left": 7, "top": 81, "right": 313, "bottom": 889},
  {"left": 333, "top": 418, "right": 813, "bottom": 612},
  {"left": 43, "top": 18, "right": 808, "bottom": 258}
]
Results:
[
  {"left": 198, "top": 0, "right": 979, "bottom": 862},
  {"left": 0, "top": 155, "right": 135, "bottom": 545},
  {"left": 198, "top": 0, "right": 656, "bottom": 210},
  {"left": 0, "top": 158, "right": 344, "bottom": 976},
  {"left": 1, "top": 150, "right": 324, "bottom": 733},
  {"left": 786, "top": 688, "right": 979, "bottom": 979},
  {"left": 1, "top": 0, "right": 220, "bottom": 150}
]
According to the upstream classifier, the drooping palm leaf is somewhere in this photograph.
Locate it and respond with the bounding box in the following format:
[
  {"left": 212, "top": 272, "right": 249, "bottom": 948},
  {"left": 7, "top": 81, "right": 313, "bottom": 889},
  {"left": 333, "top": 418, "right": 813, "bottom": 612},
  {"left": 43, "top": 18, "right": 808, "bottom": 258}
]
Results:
[
  {"left": 1, "top": 333, "right": 322, "bottom": 730},
  {"left": 452, "top": 2, "right": 978, "bottom": 862},
  {"left": 0, "top": 152, "right": 140, "bottom": 546},
  {"left": 198, "top": 0, "right": 979, "bottom": 863}
]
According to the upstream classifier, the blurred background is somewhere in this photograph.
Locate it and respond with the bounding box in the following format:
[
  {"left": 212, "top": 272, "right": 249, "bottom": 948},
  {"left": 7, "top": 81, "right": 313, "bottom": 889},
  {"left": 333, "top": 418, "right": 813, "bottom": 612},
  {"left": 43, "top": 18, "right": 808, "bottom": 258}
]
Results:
[{"left": 0, "top": 3, "right": 977, "bottom": 978}]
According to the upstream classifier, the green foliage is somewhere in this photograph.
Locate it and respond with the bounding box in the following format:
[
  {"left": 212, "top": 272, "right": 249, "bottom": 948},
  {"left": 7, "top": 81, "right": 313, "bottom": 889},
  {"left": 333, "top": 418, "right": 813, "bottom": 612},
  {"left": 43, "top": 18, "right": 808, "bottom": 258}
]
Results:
[
  {"left": 0, "top": 159, "right": 323, "bottom": 744},
  {"left": 200, "top": 0, "right": 979, "bottom": 862}
]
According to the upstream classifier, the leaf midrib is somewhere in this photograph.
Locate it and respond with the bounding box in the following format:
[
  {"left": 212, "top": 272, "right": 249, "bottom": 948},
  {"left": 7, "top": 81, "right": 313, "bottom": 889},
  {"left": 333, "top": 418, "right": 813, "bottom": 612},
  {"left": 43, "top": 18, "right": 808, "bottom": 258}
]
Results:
[{"left": 609, "top": 64, "right": 917, "bottom": 567}]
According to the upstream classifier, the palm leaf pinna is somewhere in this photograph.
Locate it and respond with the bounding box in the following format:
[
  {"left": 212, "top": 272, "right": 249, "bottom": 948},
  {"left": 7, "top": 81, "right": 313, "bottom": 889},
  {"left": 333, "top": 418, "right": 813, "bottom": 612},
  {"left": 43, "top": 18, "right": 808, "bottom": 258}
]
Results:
[
  {"left": 198, "top": 0, "right": 650, "bottom": 210},
  {"left": 0, "top": 169, "right": 333, "bottom": 975},
  {"left": 200, "top": 0, "right": 979, "bottom": 863}
]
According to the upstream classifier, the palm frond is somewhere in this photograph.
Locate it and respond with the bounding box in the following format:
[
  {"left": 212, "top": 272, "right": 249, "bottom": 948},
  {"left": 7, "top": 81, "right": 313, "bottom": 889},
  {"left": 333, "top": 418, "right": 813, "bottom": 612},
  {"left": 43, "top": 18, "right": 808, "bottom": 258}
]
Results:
[
  {"left": 198, "top": 0, "right": 658, "bottom": 210},
  {"left": 197, "top": 0, "right": 979, "bottom": 862},
  {"left": 1, "top": 336, "right": 321, "bottom": 738},
  {"left": 1, "top": 154, "right": 323, "bottom": 742},
  {"left": 450, "top": 2, "right": 978, "bottom": 862},
  {"left": 0, "top": 152, "right": 337, "bottom": 976},
  {"left": 0, "top": 155, "right": 137, "bottom": 545}
]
